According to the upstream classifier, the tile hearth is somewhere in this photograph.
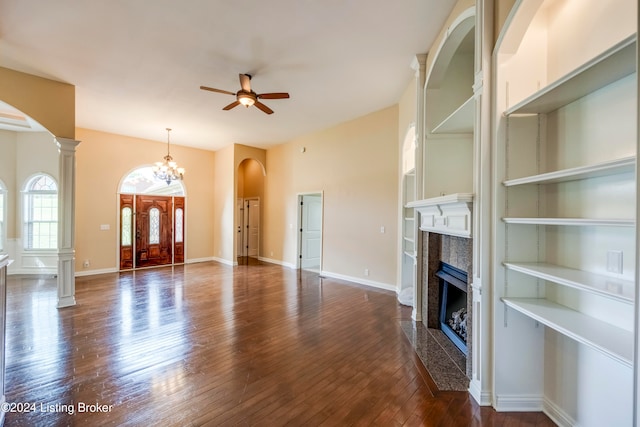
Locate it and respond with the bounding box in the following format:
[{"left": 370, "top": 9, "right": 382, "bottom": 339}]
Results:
[{"left": 400, "top": 321, "right": 468, "bottom": 392}]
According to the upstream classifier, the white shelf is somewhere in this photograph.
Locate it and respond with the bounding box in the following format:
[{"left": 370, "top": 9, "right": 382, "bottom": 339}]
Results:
[
  {"left": 504, "top": 262, "right": 634, "bottom": 304},
  {"left": 502, "top": 218, "right": 635, "bottom": 227},
  {"left": 503, "top": 156, "right": 635, "bottom": 187},
  {"left": 502, "top": 297, "right": 633, "bottom": 367},
  {"left": 431, "top": 96, "right": 474, "bottom": 134},
  {"left": 505, "top": 35, "right": 636, "bottom": 115}
]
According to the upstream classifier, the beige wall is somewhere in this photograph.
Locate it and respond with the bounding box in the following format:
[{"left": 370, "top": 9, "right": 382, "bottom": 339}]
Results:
[
  {"left": 212, "top": 144, "right": 234, "bottom": 263},
  {"left": 0, "top": 67, "right": 75, "bottom": 139},
  {"left": 238, "top": 159, "right": 264, "bottom": 199},
  {"left": 263, "top": 105, "right": 399, "bottom": 287},
  {"left": 75, "top": 128, "right": 216, "bottom": 272}
]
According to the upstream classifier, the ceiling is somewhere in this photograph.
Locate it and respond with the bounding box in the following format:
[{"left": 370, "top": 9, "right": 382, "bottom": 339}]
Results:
[{"left": 0, "top": 0, "right": 456, "bottom": 151}]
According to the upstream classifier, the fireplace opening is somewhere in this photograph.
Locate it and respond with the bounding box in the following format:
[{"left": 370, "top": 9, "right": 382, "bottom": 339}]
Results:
[{"left": 436, "top": 262, "right": 468, "bottom": 355}]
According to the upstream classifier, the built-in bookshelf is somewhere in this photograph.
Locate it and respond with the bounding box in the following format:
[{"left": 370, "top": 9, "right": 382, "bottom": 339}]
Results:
[
  {"left": 492, "top": 0, "right": 637, "bottom": 424},
  {"left": 423, "top": 8, "right": 475, "bottom": 199}
]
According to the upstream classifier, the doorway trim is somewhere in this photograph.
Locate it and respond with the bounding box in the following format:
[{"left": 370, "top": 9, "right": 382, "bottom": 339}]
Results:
[
  {"left": 296, "top": 191, "right": 324, "bottom": 272},
  {"left": 116, "top": 165, "right": 187, "bottom": 271}
]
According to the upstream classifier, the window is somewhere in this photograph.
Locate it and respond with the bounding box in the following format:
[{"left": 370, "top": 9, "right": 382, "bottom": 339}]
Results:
[
  {"left": 149, "top": 208, "right": 160, "bottom": 244},
  {"left": 121, "top": 207, "right": 132, "bottom": 246},
  {"left": 175, "top": 208, "right": 183, "bottom": 243},
  {"left": 24, "top": 174, "right": 58, "bottom": 250},
  {"left": 0, "top": 180, "right": 6, "bottom": 252}
]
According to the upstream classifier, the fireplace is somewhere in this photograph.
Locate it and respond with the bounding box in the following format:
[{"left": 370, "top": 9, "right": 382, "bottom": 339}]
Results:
[
  {"left": 409, "top": 193, "right": 473, "bottom": 378},
  {"left": 437, "top": 262, "right": 468, "bottom": 355},
  {"left": 421, "top": 231, "right": 473, "bottom": 377}
]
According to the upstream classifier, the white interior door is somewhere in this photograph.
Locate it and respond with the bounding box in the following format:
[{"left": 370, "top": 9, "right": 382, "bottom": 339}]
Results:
[
  {"left": 300, "top": 194, "right": 322, "bottom": 270},
  {"left": 246, "top": 198, "right": 260, "bottom": 257}
]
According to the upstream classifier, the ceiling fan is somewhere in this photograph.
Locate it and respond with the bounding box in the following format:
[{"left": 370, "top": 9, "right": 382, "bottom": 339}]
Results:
[{"left": 200, "top": 73, "right": 290, "bottom": 115}]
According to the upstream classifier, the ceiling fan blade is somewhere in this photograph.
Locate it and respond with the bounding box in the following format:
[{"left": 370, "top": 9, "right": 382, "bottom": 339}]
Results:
[
  {"left": 223, "top": 100, "right": 241, "bottom": 110},
  {"left": 257, "top": 92, "right": 290, "bottom": 100},
  {"left": 239, "top": 74, "right": 252, "bottom": 92},
  {"left": 254, "top": 101, "right": 274, "bottom": 115},
  {"left": 200, "top": 86, "right": 235, "bottom": 96}
]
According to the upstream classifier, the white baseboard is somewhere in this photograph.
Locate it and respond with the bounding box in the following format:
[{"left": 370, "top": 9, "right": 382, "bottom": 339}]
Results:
[
  {"left": 57, "top": 295, "right": 76, "bottom": 308},
  {"left": 186, "top": 257, "right": 216, "bottom": 264},
  {"left": 8, "top": 267, "right": 57, "bottom": 276},
  {"left": 75, "top": 267, "right": 118, "bottom": 277},
  {"left": 210, "top": 256, "right": 235, "bottom": 266},
  {"left": 543, "top": 396, "right": 575, "bottom": 427},
  {"left": 319, "top": 270, "right": 396, "bottom": 292},
  {"left": 493, "top": 394, "right": 544, "bottom": 412},
  {"left": 468, "top": 380, "right": 492, "bottom": 406},
  {"left": 258, "top": 256, "right": 296, "bottom": 269}
]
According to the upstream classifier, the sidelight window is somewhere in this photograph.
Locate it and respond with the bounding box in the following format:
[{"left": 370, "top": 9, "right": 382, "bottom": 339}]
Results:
[
  {"left": 175, "top": 208, "right": 183, "bottom": 243},
  {"left": 121, "top": 207, "right": 132, "bottom": 246}
]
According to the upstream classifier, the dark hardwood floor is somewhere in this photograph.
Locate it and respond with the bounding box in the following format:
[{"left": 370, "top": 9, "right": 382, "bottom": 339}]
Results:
[{"left": 4, "top": 261, "right": 554, "bottom": 426}]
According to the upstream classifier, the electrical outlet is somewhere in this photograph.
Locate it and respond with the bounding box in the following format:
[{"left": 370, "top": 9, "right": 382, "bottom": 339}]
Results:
[
  {"left": 83, "top": 260, "right": 90, "bottom": 268},
  {"left": 364, "top": 268, "right": 369, "bottom": 276},
  {"left": 606, "top": 250, "right": 623, "bottom": 274}
]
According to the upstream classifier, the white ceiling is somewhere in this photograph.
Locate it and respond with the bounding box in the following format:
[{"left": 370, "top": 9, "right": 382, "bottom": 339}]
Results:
[{"left": 0, "top": 0, "right": 456, "bottom": 151}]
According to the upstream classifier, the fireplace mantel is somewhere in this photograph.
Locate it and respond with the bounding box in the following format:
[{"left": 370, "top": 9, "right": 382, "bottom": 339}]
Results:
[{"left": 407, "top": 193, "right": 474, "bottom": 238}]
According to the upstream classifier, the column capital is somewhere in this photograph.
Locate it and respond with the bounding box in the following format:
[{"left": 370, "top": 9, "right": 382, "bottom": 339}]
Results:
[{"left": 55, "top": 137, "right": 81, "bottom": 153}]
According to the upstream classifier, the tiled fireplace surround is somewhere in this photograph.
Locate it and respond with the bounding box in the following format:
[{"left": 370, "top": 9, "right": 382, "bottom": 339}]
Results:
[{"left": 421, "top": 231, "right": 473, "bottom": 378}]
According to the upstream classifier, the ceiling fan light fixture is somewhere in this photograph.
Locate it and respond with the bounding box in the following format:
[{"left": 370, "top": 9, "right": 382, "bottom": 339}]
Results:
[{"left": 238, "top": 93, "right": 256, "bottom": 107}]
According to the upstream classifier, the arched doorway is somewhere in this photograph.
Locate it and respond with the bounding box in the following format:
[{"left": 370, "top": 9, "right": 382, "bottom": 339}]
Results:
[
  {"left": 236, "top": 158, "right": 264, "bottom": 264},
  {"left": 118, "top": 166, "right": 186, "bottom": 270}
]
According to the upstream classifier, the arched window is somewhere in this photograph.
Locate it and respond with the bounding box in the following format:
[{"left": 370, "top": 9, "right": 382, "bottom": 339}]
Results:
[
  {"left": 23, "top": 174, "right": 58, "bottom": 250},
  {"left": 0, "top": 180, "right": 6, "bottom": 252},
  {"left": 120, "top": 166, "right": 184, "bottom": 196}
]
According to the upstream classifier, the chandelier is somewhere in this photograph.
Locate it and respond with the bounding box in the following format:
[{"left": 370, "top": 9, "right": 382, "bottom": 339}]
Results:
[{"left": 153, "top": 128, "right": 185, "bottom": 185}]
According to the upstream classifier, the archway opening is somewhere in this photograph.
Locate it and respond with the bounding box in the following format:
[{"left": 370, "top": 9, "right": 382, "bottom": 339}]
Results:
[{"left": 236, "top": 158, "right": 264, "bottom": 265}]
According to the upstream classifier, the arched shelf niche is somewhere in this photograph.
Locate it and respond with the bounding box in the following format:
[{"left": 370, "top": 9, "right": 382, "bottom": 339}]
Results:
[{"left": 422, "top": 7, "right": 475, "bottom": 199}]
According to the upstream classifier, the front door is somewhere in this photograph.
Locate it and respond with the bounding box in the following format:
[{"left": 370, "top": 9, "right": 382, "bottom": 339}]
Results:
[{"left": 136, "top": 195, "right": 172, "bottom": 268}]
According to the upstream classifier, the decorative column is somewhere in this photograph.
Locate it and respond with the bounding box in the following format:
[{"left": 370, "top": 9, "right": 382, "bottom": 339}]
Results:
[
  {"left": 56, "top": 137, "right": 80, "bottom": 308},
  {"left": 410, "top": 54, "right": 427, "bottom": 322},
  {"left": 469, "top": 0, "right": 493, "bottom": 406}
]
